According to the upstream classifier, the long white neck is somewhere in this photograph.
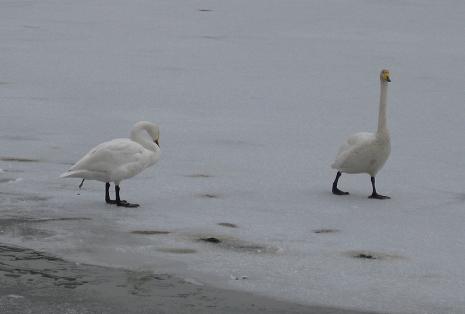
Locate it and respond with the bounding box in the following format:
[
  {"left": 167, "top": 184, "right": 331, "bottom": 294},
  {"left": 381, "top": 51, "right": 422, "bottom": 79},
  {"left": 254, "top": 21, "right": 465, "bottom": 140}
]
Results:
[
  {"left": 130, "top": 125, "right": 158, "bottom": 152},
  {"left": 377, "top": 80, "right": 389, "bottom": 135}
]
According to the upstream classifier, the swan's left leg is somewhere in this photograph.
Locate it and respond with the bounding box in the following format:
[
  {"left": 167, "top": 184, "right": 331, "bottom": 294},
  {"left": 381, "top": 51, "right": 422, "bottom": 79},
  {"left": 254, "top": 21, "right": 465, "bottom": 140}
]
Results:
[
  {"left": 368, "top": 177, "right": 390, "bottom": 199},
  {"left": 105, "top": 182, "right": 117, "bottom": 204},
  {"left": 332, "top": 171, "right": 349, "bottom": 195},
  {"left": 115, "top": 185, "right": 139, "bottom": 208}
]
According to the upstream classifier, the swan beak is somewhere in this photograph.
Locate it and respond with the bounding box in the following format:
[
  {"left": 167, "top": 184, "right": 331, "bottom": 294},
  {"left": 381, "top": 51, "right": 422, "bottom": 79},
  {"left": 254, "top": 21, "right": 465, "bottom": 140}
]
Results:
[
  {"left": 154, "top": 139, "right": 159, "bottom": 147},
  {"left": 386, "top": 76, "right": 391, "bottom": 82}
]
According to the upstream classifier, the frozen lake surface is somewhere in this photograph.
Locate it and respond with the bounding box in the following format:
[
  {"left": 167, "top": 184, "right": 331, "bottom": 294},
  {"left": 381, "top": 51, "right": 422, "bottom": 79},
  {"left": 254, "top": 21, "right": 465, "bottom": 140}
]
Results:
[{"left": 1, "top": 1, "right": 465, "bottom": 313}]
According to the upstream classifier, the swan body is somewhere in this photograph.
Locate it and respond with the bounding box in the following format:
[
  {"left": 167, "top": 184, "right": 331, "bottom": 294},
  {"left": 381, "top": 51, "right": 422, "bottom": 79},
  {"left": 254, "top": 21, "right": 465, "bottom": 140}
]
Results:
[
  {"left": 331, "top": 69, "right": 391, "bottom": 199},
  {"left": 61, "top": 121, "right": 160, "bottom": 207},
  {"left": 332, "top": 131, "right": 390, "bottom": 177}
]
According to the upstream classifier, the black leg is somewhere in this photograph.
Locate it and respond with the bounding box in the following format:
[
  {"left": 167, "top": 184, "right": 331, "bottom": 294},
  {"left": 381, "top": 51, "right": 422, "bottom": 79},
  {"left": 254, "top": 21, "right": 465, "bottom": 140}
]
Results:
[
  {"left": 369, "top": 177, "right": 390, "bottom": 199},
  {"left": 105, "top": 182, "right": 117, "bottom": 204},
  {"left": 115, "top": 185, "right": 139, "bottom": 208},
  {"left": 332, "top": 171, "right": 349, "bottom": 195},
  {"left": 79, "top": 179, "right": 85, "bottom": 189}
]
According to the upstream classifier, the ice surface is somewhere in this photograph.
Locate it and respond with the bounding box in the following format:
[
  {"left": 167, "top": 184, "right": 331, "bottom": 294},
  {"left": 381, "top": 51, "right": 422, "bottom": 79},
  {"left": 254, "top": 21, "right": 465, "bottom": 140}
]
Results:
[{"left": 1, "top": 1, "right": 465, "bottom": 313}]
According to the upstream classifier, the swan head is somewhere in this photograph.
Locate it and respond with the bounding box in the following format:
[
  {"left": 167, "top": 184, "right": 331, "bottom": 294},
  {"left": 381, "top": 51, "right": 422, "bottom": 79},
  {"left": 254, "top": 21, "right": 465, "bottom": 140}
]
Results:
[
  {"left": 148, "top": 124, "right": 160, "bottom": 147},
  {"left": 380, "top": 69, "right": 391, "bottom": 83},
  {"left": 132, "top": 121, "right": 160, "bottom": 147}
]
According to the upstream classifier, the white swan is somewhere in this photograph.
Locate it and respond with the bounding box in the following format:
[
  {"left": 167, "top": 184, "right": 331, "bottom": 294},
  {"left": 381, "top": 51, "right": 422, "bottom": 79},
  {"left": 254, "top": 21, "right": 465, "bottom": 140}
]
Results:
[
  {"left": 60, "top": 121, "right": 160, "bottom": 207},
  {"left": 331, "top": 69, "right": 391, "bottom": 199}
]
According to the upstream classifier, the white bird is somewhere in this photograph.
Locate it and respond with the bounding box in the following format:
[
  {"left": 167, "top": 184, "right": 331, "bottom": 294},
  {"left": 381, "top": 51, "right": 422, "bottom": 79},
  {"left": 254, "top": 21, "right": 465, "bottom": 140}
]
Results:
[
  {"left": 331, "top": 69, "right": 391, "bottom": 199},
  {"left": 60, "top": 121, "right": 161, "bottom": 207}
]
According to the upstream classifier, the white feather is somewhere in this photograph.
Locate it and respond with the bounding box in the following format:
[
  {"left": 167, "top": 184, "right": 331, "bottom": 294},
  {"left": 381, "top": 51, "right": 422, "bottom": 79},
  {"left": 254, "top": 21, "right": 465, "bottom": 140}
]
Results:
[
  {"left": 61, "top": 121, "right": 160, "bottom": 185},
  {"left": 332, "top": 71, "right": 391, "bottom": 177}
]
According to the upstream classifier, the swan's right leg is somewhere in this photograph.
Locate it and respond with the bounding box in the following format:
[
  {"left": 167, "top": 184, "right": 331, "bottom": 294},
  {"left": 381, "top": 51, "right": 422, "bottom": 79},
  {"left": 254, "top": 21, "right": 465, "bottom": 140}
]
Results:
[
  {"left": 332, "top": 171, "right": 349, "bottom": 195},
  {"left": 368, "top": 177, "right": 390, "bottom": 199},
  {"left": 115, "top": 185, "right": 139, "bottom": 208}
]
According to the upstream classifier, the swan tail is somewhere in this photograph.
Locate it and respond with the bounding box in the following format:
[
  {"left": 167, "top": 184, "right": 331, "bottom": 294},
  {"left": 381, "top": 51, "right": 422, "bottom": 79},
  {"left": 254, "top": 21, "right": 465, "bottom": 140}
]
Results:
[{"left": 60, "top": 170, "right": 86, "bottom": 179}]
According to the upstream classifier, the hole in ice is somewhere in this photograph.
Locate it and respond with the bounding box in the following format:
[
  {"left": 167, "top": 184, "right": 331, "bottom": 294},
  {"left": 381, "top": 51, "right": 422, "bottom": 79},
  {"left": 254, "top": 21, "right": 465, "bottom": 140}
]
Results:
[
  {"left": 131, "top": 230, "right": 171, "bottom": 235},
  {"left": 355, "top": 253, "right": 376, "bottom": 260},
  {"left": 0, "top": 156, "right": 40, "bottom": 163},
  {"left": 200, "top": 237, "right": 221, "bottom": 243},
  {"left": 313, "top": 228, "right": 339, "bottom": 234},
  {"left": 186, "top": 173, "right": 212, "bottom": 178},
  {"left": 218, "top": 222, "right": 238, "bottom": 228},
  {"left": 157, "top": 248, "right": 197, "bottom": 254}
]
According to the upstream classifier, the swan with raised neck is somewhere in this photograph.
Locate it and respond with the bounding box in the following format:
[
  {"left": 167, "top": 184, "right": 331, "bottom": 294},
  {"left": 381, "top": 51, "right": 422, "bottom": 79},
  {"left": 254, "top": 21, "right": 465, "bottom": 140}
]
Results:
[{"left": 331, "top": 69, "right": 392, "bottom": 199}]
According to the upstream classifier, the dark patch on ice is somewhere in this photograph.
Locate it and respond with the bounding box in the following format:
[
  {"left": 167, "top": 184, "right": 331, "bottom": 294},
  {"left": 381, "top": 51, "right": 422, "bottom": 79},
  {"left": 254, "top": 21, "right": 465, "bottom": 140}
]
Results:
[
  {"left": 200, "top": 35, "right": 226, "bottom": 40},
  {"left": 127, "top": 272, "right": 172, "bottom": 296},
  {"left": 20, "top": 217, "right": 91, "bottom": 223},
  {"left": 346, "top": 250, "right": 403, "bottom": 261},
  {"left": 197, "top": 193, "right": 220, "bottom": 199},
  {"left": 0, "top": 169, "right": 24, "bottom": 173},
  {"left": 0, "top": 135, "right": 40, "bottom": 141},
  {"left": 186, "top": 173, "right": 212, "bottom": 178},
  {"left": 0, "top": 217, "right": 90, "bottom": 239},
  {"left": 218, "top": 222, "right": 238, "bottom": 228},
  {"left": 157, "top": 248, "right": 197, "bottom": 254},
  {"left": 200, "top": 237, "right": 221, "bottom": 243},
  {"left": 0, "top": 221, "right": 56, "bottom": 239},
  {"left": 0, "top": 245, "right": 89, "bottom": 289},
  {"left": 0, "top": 156, "right": 40, "bottom": 163},
  {"left": 314, "top": 228, "right": 339, "bottom": 234},
  {"left": 0, "top": 178, "right": 16, "bottom": 184},
  {"left": 198, "top": 9, "right": 213, "bottom": 12},
  {"left": 131, "top": 230, "right": 170, "bottom": 235},
  {"left": 196, "top": 235, "right": 276, "bottom": 254},
  {"left": 0, "top": 81, "right": 10, "bottom": 85},
  {"left": 0, "top": 192, "right": 52, "bottom": 202},
  {"left": 215, "top": 139, "right": 260, "bottom": 147}
]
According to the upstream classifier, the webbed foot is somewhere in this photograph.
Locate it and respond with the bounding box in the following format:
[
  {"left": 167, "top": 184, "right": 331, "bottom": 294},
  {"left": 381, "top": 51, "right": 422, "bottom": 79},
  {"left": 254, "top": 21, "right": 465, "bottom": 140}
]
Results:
[
  {"left": 369, "top": 193, "right": 390, "bottom": 200},
  {"left": 332, "top": 187, "right": 349, "bottom": 195}
]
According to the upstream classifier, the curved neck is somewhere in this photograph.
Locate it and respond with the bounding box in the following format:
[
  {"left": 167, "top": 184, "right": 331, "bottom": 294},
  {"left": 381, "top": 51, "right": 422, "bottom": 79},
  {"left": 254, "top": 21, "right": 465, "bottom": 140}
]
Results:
[
  {"left": 377, "top": 81, "right": 389, "bottom": 135},
  {"left": 130, "top": 126, "right": 157, "bottom": 152}
]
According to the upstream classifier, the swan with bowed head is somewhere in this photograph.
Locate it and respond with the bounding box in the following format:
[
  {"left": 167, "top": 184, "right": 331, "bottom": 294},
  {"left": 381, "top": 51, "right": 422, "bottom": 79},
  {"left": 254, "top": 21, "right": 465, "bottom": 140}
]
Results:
[{"left": 61, "top": 121, "right": 160, "bottom": 207}]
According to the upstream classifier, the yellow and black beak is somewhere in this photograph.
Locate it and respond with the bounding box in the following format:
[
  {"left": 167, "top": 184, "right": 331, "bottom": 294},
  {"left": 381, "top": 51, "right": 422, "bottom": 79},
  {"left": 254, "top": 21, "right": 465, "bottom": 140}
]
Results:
[
  {"left": 386, "top": 76, "right": 391, "bottom": 82},
  {"left": 155, "top": 139, "right": 159, "bottom": 147}
]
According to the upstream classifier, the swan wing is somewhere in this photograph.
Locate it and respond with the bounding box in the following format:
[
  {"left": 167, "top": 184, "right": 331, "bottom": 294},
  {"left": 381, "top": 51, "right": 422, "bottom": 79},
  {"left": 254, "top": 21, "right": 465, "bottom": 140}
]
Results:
[
  {"left": 64, "top": 139, "right": 146, "bottom": 180},
  {"left": 332, "top": 132, "right": 376, "bottom": 170}
]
